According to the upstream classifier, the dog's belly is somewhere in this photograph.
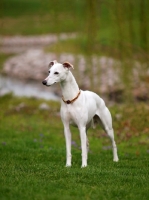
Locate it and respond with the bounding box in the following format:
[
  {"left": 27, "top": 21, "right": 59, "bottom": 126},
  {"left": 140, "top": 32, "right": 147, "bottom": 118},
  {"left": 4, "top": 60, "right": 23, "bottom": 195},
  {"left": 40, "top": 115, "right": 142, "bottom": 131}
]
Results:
[{"left": 69, "top": 119, "right": 92, "bottom": 129}]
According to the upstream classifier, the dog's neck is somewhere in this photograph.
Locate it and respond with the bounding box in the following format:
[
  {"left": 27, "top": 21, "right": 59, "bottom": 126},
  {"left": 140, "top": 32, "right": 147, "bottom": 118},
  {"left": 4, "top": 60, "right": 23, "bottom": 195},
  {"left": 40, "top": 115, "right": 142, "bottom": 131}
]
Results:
[{"left": 60, "top": 71, "right": 80, "bottom": 101}]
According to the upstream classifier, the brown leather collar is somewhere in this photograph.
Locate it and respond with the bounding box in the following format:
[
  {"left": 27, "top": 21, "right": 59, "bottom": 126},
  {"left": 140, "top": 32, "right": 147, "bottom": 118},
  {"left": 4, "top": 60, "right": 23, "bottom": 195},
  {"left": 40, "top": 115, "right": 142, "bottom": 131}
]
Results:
[{"left": 62, "top": 90, "right": 81, "bottom": 104}]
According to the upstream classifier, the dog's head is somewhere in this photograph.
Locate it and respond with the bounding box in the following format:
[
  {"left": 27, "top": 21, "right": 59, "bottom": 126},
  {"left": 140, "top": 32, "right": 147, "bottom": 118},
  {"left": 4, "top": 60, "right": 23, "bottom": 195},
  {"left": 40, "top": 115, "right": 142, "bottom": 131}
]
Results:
[{"left": 42, "top": 60, "right": 73, "bottom": 86}]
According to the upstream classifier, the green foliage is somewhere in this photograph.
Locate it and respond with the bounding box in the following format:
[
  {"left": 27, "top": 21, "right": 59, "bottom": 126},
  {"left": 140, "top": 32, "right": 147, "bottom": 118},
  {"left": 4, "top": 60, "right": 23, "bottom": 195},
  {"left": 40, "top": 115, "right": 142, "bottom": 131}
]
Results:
[
  {"left": 0, "top": 54, "right": 14, "bottom": 71},
  {"left": 0, "top": 0, "right": 85, "bottom": 35},
  {"left": 1, "top": 0, "right": 148, "bottom": 52},
  {"left": 0, "top": 0, "right": 84, "bottom": 17},
  {"left": 0, "top": 95, "right": 149, "bottom": 199}
]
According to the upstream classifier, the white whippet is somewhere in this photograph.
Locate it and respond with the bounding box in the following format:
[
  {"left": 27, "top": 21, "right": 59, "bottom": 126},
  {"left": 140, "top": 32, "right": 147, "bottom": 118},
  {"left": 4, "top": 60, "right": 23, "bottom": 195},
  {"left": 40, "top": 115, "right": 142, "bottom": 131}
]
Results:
[{"left": 42, "top": 60, "right": 119, "bottom": 167}]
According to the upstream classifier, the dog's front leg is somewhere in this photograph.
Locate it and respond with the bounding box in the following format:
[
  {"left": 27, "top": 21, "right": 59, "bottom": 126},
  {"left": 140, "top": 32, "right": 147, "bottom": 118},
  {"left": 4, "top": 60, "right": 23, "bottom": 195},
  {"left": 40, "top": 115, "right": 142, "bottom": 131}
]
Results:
[
  {"left": 64, "top": 124, "right": 72, "bottom": 167},
  {"left": 79, "top": 126, "right": 87, "bottom": 167}
]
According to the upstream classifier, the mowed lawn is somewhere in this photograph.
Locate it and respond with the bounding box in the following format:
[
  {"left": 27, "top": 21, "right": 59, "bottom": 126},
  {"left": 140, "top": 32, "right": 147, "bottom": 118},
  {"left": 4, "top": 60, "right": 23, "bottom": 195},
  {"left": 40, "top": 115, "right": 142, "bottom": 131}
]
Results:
[{"left": 0, "top": 95, "right": 149, "bottom": 200}]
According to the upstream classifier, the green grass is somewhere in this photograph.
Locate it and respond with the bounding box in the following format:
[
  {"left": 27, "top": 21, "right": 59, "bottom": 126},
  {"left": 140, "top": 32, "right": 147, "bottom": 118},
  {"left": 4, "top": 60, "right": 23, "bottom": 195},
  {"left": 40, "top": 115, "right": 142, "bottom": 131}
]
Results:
[{"left": 0, "top": 94, "right": 149, "bottom": 199}]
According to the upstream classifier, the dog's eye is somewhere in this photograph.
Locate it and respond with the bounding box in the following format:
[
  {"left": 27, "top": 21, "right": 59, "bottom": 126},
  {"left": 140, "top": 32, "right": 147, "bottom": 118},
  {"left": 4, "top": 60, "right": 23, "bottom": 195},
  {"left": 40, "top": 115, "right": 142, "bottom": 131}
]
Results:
[
  {"left": 49, "top": 71, "right": 50, "bottom": 74},
  {"left": 54, "top": 72, "right": 59, "bottom": 75}
]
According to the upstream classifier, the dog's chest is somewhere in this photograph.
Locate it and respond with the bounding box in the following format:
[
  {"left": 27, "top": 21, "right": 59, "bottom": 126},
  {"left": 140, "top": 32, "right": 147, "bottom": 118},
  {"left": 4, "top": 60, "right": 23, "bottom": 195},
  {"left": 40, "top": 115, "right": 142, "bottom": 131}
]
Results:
[
  {"left": 61, "top": 104, "right": 84, "bottom": 126},
  {"left": 66, "top": 105, "right": 78, "bottom": 120}
]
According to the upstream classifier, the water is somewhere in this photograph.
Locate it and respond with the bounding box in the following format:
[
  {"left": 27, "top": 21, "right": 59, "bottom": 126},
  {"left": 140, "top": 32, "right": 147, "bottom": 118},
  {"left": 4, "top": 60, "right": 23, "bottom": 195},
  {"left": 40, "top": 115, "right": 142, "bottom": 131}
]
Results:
[{"left": 0, "top": 75, "right": 60, "bottom": 101}]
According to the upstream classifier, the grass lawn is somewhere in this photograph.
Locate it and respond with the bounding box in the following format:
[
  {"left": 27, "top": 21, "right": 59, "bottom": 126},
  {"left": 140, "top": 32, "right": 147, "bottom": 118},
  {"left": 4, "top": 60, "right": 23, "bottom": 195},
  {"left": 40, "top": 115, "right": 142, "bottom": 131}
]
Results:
[{"left": 0, "top": 94, "right": 149, "bottom": 199}]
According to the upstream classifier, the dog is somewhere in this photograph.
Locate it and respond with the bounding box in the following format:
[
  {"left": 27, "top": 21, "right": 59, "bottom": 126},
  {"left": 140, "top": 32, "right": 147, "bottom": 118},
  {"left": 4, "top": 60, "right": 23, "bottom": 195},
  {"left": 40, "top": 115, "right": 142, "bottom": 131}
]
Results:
[{"left": 42, "top": 60, "right": 119, "bottom": 167}]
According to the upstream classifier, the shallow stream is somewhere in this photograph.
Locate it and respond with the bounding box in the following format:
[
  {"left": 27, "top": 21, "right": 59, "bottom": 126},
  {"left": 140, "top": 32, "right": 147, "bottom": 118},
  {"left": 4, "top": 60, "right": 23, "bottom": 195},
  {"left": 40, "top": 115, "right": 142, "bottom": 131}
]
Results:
[{"left": 0, "top": 75, "right": 60, "bottom": 101}]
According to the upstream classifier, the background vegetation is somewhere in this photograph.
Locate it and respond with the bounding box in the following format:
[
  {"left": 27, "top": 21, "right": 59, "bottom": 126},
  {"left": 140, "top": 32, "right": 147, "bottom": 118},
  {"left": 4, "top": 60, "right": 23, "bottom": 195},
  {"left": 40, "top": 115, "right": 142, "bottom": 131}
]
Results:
[
  {"left": 1, "top": 0, "right": 148, "bottom": 53},
  {"left": 1, "top": 0, "right": 149, "bottom": 100}
]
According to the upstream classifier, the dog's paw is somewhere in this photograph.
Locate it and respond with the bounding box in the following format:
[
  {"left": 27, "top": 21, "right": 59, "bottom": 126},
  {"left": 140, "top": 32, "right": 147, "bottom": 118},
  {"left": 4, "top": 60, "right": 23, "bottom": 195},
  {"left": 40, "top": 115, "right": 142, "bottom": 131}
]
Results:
[
  {"left": 81, "top": 164, "right": 87, "bottom": 168},
  {"left": 113, "top": 157, "right": 119, "bottom": 162},
  {"left": 65, "top": 164, "right": 71, "bottom": 167}
]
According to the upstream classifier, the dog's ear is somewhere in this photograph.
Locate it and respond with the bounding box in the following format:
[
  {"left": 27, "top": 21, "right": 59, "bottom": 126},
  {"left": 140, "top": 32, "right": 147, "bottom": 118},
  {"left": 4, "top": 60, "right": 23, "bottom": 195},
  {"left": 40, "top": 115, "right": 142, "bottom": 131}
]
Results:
[
  {"left": 63, "top": 62, "right": 74, "bottom": 70},
  {"left": 49, "top": 60, "right": 57, "bottom": 68}
]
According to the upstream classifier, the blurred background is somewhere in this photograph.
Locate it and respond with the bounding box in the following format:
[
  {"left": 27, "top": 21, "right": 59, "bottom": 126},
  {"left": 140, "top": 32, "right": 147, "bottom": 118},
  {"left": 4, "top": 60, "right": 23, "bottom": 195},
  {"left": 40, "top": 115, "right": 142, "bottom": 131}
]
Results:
[
  {"left": 1, "top": 2, "right": 149, "bottom": 198},
  {"left": 0, "top": 0, "right": 149, "bottom": 102}
]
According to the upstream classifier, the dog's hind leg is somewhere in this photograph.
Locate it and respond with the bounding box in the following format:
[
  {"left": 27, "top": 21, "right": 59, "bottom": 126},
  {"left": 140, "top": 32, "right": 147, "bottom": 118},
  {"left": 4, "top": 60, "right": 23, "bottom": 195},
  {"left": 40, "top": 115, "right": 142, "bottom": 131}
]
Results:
[
  {"left": 105, "top": 128, "right": 119, "bottom": 162},
  {"left": 86, "top": 127, "right": 90, "bottom": 153},
  {"left": 96, "top": 107, "right": 119, "bottom": 162},
  {"left": 86, "top": 135, "right": 89, "bottom": 153}
]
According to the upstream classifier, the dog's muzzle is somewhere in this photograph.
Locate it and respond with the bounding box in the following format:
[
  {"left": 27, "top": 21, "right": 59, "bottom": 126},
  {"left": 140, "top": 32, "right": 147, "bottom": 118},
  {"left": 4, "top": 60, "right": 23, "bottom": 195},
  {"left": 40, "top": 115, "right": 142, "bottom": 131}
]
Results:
[{"left": 42, "top": 80, "right": 47, "bottom": 85}]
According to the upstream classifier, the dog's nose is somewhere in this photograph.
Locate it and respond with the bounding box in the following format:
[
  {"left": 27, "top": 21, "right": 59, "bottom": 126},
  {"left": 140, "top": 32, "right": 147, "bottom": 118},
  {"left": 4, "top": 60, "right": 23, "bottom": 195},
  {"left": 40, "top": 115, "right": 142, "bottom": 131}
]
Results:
[{"left": 42, "top": 80, "right": 47, "bottom": 85}]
